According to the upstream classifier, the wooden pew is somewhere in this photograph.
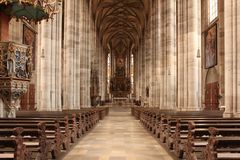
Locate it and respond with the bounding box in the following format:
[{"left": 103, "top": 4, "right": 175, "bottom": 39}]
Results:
[
  {"left": 204, "top": 127, "right": 240, "bottom": 160},
  {"left": 17, "top": 108, "right": 106, "bottom": 146},
  {"left": 0, "top": 108, "right": 104, "bottom": 160},
  {"left": 0, "top": 127, "right": 30, "bottom": 160},
  {"left": 63, "top": 108, "right": 101, "bottom": 134},
  {"left": 131, "top": 108, "right": 240, "bottom": 160},
  {"left": 0, "top": 122, "right": 48, "bottom": 160},
  {"left": 165, "top": 118, "right": 240, "bottom": 158},
  {"left": 0, "top": 118, "right": 62, "bottom": 159},
  {"left": 131, "top": 107, "right": 142, "bottom": 119},
  {"left": 173, "top": 119, "right": 240, "bottom": 158},
  {"left": 16, "top": 111, "right": 76, "bottom": 149},
  {"left": 185, "top": 121, "right": 240, "bottom": 160},
  {"left": 157, "top": 110, "right": 223, "bottom": 143}
]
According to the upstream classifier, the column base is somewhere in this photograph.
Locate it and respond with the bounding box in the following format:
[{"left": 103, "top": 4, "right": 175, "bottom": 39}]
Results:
[{"left": 223, "top": 112, "right": 234, "bottom": 118}]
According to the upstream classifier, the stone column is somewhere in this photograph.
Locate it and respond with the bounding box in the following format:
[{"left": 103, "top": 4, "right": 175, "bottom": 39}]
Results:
[
  {"left": 63, "top": 0, "right": 92, "bottom": 109},
  {"left": 99, "top": 47, "right": 107, "bottom": 102},
  {"left": 37, "top": 9, "right": 62, "bottom": 111},
  {"left": 141, "top": 37, "right": 146, "bottom": 104},
  {"left": 155, "top": 0, "right": 163, "bottom": 108},
  {"left": 158, "top": 0, "right": 167, "bottom": 109},
  {"left": 177, "top": 0, "right": 201, "bottom": 110},
  {"left": 224, "top": 0, "right": 240, "bottom": 117},
  {"left": 156, "top": 0, "right": 177, "bottom": 109},
  {"left": 147, "top": 0, "right": 153, "bottom": 107},
  {"left": 137, "top": 39, "right": 143, "bottom": 103},
  {"left": 151, "top": 0, "right": 157, "bottom": 107},
  {"left": 63, "top": 0, "right": 75, "bottom": 109},
  {"left": 134, "top": 47, "right": 140, "bottom": 101},
  {"left": 80, "top": 0, "right": 87, "bottom": 107},
  {"left": 165, "top": 0, "right": 176, "bottom": 110}
]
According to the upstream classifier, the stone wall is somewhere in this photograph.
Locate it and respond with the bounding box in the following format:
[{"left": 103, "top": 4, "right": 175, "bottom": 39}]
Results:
[{"left": 135, "top": 0, "right": 201, "bottom": 110}]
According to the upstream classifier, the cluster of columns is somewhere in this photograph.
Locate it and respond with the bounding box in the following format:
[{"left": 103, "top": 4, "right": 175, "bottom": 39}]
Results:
[
  {"left": 177, "top": 0, "right": 202, "bottom": 110},
  {"left": 224, "top": 0, "right": 240, "bottom": 117},
  {"left": 94, "top": 38, "right": 107, "bottom": 102},
  {"left": 2, "top": 0, "right": 100, "bottom": 112},
  {"left": 61, "top": 0, "right": 96, "bottom": 109},
  {"left": 0, "top": 0, "right": 109, "bottom": 114},
  {"left": 135, "top": 0, "right": 201, "bottom": 110},
  {"left": 36, "top": 8, "right": 63, "bottom": 111}
]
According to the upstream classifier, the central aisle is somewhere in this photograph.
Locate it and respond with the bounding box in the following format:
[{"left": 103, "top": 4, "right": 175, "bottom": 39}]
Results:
[{"left": 63, "top": 106, "right": 173, "bottom": 160}]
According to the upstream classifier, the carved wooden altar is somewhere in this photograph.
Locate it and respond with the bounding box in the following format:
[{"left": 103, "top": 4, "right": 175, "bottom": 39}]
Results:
[
  {"left": 110, "top": 77, "right": 131, "bottom": 97},
  {"left": 109, "top": 42, "right": 132, "bottom": 98}
]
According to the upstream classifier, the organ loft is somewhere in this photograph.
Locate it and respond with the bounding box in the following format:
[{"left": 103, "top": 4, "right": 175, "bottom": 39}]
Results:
[{"left": 0, "top": 0, "right": 240, "bottom": 159}]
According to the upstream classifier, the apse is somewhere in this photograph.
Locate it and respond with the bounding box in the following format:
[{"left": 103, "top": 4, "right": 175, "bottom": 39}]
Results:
[{"left": 92, "top": 0, "right": 149, "bottom": 98}]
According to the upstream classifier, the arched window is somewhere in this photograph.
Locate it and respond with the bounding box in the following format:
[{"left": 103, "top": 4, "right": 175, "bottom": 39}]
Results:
[
  {"left": 130, "top": 54, "right": 134, "bottom": 93},
  {"left": 209, "top": 0, "right": 218, "bottom": 23},
  {"left": 107, "top": 53, "right": 111, "bottom": 94}
]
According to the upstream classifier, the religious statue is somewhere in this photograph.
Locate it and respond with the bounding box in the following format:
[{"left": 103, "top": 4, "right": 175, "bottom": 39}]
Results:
[
  {"left": 7, "top": 52, "right": 15, "bottom": 77},
  {"left": 26, "top": 47, "right": 33, "bottom": 79},
  {"left": 146, "top": 86, "right": 149, "bottom": 97},
  {"left": 26, "top": 57, "right": 32, "bottom": 78}
]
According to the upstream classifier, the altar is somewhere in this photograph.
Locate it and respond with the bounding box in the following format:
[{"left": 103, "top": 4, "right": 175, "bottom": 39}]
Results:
[
  {"left": 110, "top": 77, "right": 131, "bottom": 98},
  {"left": 113, "top": 97, "right": 128, "bottom": 102}
]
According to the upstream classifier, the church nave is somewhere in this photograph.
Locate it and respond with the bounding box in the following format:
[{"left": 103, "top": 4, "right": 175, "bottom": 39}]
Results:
[{"left": 63, "top": 106, "right": 173, "bottom": 160}]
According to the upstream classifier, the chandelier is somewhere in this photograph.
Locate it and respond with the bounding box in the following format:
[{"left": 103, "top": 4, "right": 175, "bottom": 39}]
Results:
[{"left": 0, "top": 0, "right": 61, "bottom": 22}]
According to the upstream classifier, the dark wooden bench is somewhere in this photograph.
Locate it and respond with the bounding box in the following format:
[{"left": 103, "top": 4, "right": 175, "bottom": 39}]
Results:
[
  {"left": 0, "top": 122, "right": 48, "bottom": 160},
  {"left": 0, "top": 127, "right": 30, "bottom": 160},
  {"left": 63, "top": 108, "right": 102, "bottom": 134},
  {"left": 167, "top": 118, "right": 240, "bottom": 158},
  {"left": 0, "top": 118, "right": 62, "bottom": 158},
  {"left": 0, "top": 108, "right": 105, "bottom": 159},
  {"left": 16, "top": 111, "right": 78, "bottom": 149},
  {"left": 176, "top": 119, "right": 240, "bottom": 159},
  {"left": 204, "top": 127, "right": 240, "bottom": 160},
  {"left": 158, "top": 110, "right": 223, "bottom": 143}
]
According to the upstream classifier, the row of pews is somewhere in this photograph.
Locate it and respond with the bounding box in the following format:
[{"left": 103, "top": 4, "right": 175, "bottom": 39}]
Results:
[
  {"left": 0, "top": 107, "right": 109, "bottom": 160},
  {"left": 131, "top": 107, "right": 240, "bottom": 160}
]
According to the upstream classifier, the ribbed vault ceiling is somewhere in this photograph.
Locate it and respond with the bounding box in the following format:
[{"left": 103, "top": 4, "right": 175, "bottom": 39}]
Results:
[{"left": 92, "top": 0, "right": 149, "bottom": 53}]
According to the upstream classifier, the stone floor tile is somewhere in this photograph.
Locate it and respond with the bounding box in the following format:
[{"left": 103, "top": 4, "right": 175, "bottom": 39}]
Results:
[{"left": 62, "top": 106, "right": 173, "bottom": 160}]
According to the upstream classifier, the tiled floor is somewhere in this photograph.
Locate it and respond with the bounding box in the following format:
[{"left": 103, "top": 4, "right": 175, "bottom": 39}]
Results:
[{"left": 62, "top": 106, "right": 173, "bottom": 160}]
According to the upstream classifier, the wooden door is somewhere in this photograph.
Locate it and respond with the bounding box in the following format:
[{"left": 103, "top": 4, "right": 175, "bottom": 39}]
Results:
[
  {"left": 205, "top": 81, "right": 219, "bottom": 110},
  {"left": 20, "top": 84, "right": 35, "bottom": 110}
]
